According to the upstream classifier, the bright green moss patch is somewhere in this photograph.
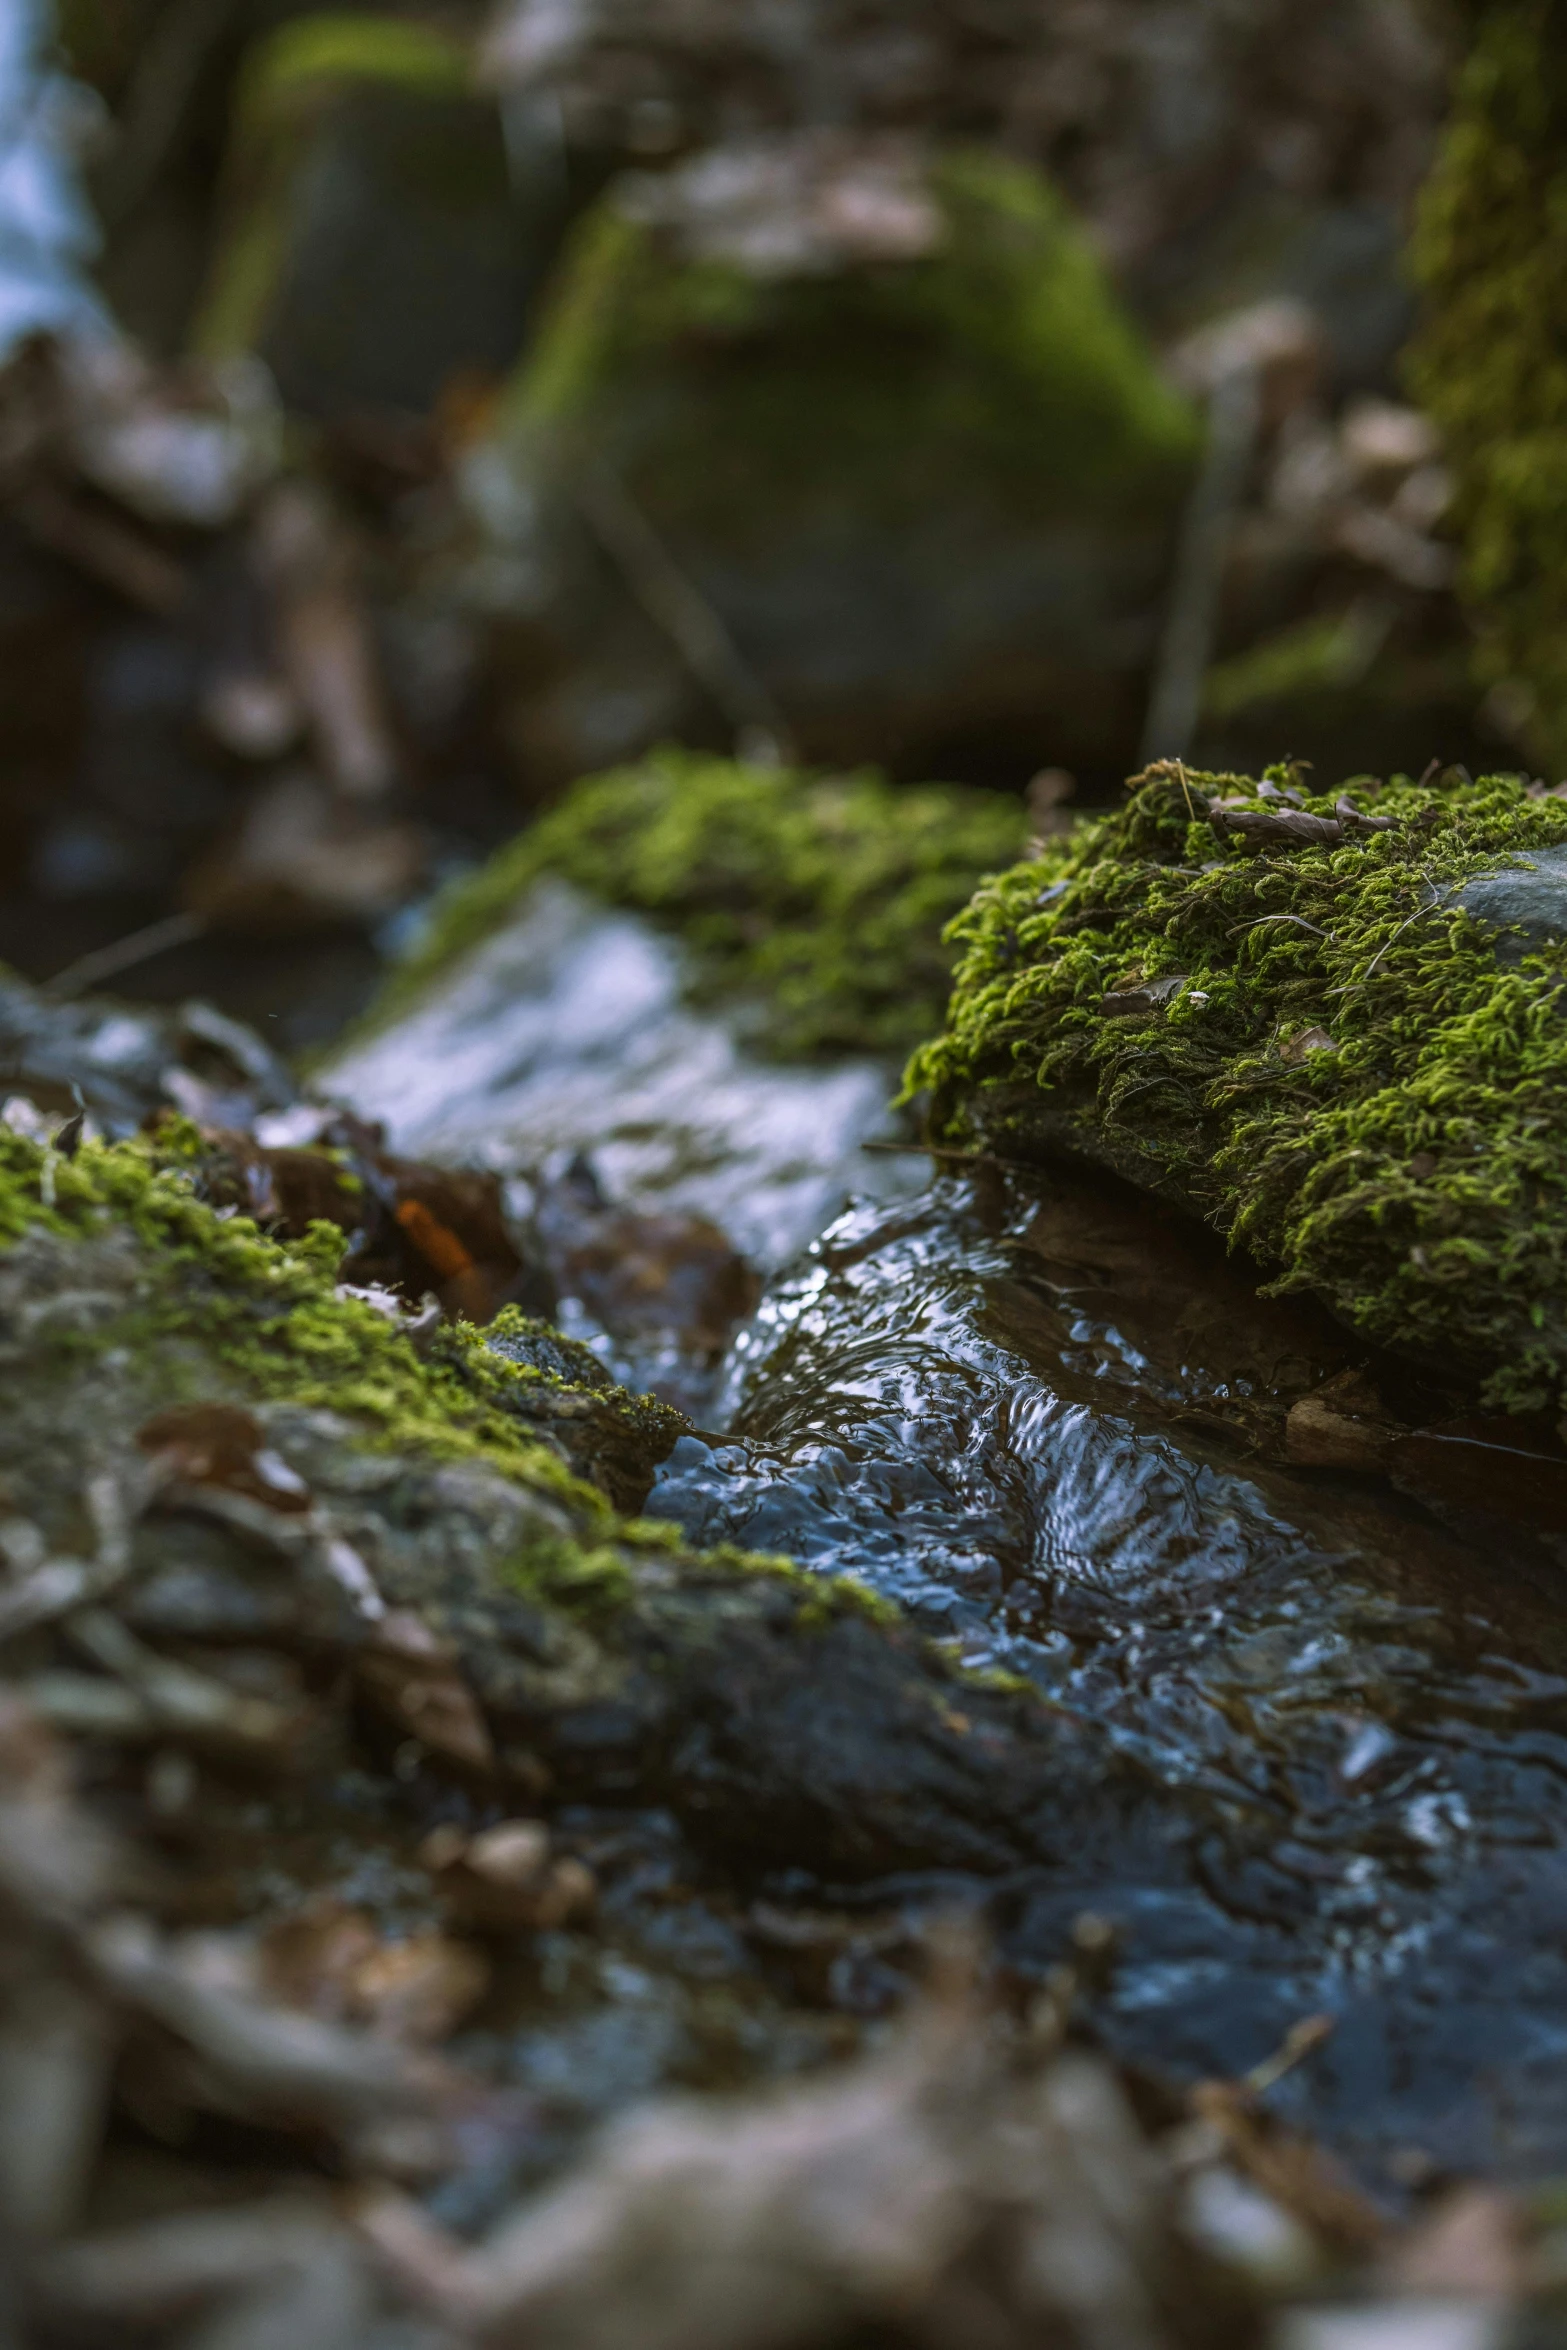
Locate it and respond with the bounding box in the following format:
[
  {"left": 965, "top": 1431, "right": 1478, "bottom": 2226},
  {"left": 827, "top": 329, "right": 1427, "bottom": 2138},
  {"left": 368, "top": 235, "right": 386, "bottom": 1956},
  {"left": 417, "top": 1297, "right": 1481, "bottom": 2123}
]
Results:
[
  {"left": 1407, "top": 1, "right": 1567, "bottom": 774},
  {"left": 910, "top": 762, "right": 1567, "bottom": 1412},
  {"left": 363, "top": 747, "right": 1031, "bottom": 1060},
  {"left": 0, "top": 1124, "right": 620, "bottom": 1510}
]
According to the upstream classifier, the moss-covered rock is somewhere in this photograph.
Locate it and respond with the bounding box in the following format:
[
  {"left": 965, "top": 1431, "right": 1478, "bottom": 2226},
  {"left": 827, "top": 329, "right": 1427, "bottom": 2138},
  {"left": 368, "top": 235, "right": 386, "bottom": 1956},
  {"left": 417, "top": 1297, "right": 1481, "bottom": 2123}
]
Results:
[
  {"left": 471, "top": 146, "right": 1198, "bottom": 782},
  {"left": 0, "top": 1124, "right": 1135, "bottom": 1877},
  {"left": 1406, "top": 1, "right": 1567, "bottom": 775},
  {"left": 192, "top": 13, "right": 558, "bottom": 418},
  {"left": 362, "top": 747, "right": 1031, "bottom": 1060},
  {"left": 910, "top": 761, "right": 1567, "bottom": 1414}
]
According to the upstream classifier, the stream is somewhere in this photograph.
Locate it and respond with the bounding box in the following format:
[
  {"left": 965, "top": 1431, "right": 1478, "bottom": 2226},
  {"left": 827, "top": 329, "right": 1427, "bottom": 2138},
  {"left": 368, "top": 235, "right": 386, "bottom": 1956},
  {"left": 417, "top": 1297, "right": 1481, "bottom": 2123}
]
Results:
[
  {"left": 644, "top": 1164, "right": 1567, "bottom": 2188},
  {"left": 310, "top": 886, "right": 1567, "bottom": 2192}
]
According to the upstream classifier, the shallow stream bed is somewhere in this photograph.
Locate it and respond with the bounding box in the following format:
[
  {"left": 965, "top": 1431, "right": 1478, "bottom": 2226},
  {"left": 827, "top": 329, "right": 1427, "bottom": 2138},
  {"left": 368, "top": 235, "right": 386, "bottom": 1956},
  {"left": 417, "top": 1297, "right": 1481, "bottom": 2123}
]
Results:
[{"left": 648, "top": 1163, "right": 1567, "bottom": 2188}]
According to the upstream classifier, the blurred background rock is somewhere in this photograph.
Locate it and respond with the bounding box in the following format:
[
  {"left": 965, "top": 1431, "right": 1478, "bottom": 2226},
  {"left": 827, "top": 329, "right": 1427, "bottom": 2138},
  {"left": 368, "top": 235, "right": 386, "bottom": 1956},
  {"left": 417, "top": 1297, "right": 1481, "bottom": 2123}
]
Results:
[{"left": 0, "top": 0, "right": 1520, "bottom": 1048}]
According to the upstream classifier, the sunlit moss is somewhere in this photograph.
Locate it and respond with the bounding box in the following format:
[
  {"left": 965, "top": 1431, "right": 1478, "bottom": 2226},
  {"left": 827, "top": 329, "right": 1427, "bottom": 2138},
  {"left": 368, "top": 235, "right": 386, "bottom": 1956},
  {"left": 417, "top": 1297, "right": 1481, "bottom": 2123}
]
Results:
[
  {"left": 0, "top": 1126, "right": 903, "bottom": 1630},
  {"left": 910, "top": 762, "right": 1567, "bottom": 1411}
]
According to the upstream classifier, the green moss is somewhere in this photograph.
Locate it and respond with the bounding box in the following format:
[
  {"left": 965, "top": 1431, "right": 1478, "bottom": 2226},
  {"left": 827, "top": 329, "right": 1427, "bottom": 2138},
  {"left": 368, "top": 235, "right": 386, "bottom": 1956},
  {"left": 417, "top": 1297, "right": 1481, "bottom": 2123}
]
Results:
[
  {"left": 1407, "top": 3, "right": 1567, "bottom": 774},
  {"left": 359, "top": 747, "right": 1032, "bottom": 1061},
  {"left": 0, "top": 1128, "right": 917, "bottom": 1637},
  {"left": 909, "top": 761, "right": 1567, "bottom": 1412},
  {"left": 192, "top": 12, "right": 473, "bottom": 362},
  {"left": 504, "top": 147, "right": 1198, "bottom": 536},
  {"left": 0, "top": 1124, "right": 607, "bottom": 1509}
]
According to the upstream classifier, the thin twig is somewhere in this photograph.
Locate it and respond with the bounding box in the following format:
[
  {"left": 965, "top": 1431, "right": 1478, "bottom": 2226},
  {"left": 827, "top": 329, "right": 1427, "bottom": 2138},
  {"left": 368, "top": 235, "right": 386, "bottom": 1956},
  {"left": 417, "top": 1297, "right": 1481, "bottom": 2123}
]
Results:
[
  {"left": 42, "top": 911, "right": 207, "bottom": 1001},
  {"left": 577, "top": 460, "right": 797, "bottom": 763},
  {"left": 1140, "top": 361, "right": 1262, "bottom": 765},
  {"left": 1228, "top": 914, "right": 1333, "bottom": 940}
]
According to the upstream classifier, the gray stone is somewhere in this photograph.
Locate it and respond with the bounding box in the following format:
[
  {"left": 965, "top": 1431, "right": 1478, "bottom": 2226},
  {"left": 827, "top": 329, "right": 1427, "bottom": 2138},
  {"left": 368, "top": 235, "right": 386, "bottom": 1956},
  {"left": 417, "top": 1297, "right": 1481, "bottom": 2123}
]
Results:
[{"left": 1451, "top": 844, "right": 1567, "bottom": 964}]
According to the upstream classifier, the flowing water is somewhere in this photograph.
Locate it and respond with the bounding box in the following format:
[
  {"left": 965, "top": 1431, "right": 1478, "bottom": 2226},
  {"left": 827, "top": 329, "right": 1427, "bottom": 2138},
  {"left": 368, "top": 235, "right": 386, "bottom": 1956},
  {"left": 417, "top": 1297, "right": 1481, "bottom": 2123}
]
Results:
[
  {"left": 323, "top": 893, "right": 1567, "bottom": 2186},
  {"left": 648, "top": 1164, "right": 1567, "bottom": 2188}
]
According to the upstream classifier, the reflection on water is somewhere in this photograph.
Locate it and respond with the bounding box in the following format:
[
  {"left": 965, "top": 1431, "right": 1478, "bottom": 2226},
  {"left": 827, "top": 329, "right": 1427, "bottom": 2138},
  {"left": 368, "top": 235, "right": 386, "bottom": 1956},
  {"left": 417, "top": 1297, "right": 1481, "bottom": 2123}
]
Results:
[
  {"left": 319, "top": 880, "right": 921, "bottom": 1272},
  {"left": 649, "top": 1167, "right": 1567, "bottom": 2185}
]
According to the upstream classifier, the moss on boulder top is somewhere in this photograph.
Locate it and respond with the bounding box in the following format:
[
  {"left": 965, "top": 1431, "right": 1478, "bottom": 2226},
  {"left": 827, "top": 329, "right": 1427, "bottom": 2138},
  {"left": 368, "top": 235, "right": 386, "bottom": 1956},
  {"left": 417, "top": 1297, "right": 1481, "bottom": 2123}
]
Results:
[
  {"left": 512, "top": 145, "right": 1195, "bottom": 530},
  {"left": 1407, "top": 0, "right": 1567, "bottom": 775},
  {"left": 364, "top": 748, "right": 1031, "bottom": 1061},
  {"left": 476, "top": 146, "right": 1198, "bottom": 780},
  {"left": 910, "top": 762, "right": 1567, "bottom": 1414},
  {"left": 0, "top": 1118, "right": 680, "bottom": 1510}
]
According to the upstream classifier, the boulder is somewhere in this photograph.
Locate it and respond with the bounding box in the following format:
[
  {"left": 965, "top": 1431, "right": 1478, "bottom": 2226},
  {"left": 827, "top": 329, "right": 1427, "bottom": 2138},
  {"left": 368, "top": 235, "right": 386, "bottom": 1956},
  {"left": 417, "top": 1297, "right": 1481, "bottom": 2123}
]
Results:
[
  {"left": 911, "top": 762, "right": 1567, "bottom": 1416},
  {"left": 0, "top": 1120, "right": 1144, "bottom": 1880},
  {"left": 193, "top": 14, "right": 566, "bottom": 421},
  {"left": 462, "top": 143, "right": 1199, "bottom": 784}
]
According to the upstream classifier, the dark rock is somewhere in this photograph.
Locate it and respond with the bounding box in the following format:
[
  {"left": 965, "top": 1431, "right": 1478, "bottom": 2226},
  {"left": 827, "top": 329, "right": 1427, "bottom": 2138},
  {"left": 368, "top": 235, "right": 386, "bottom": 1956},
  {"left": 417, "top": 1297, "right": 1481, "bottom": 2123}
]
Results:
[
  {"left": 463, "top": 145, "right": 1198, "bottom": 785},
  {"left": 1450, "top": 844, "right": 1567, "bottom": 965},
  {"left": 194, "top": 18, "right": 568, "bottom": 421}
]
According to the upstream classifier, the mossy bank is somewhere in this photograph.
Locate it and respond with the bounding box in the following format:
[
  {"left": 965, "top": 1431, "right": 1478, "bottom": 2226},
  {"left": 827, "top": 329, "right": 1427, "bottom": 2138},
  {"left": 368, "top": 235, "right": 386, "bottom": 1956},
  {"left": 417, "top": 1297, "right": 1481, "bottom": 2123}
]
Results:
[
  {"left": 363, "top": 748, "right": 1031, "bottom": 1061},
  {"left": 911, "top": 763, "right": 1567, "bottom": 1414},
  {"left": 0, "top": 1123, "right": 1133, "bottom": 1876}
]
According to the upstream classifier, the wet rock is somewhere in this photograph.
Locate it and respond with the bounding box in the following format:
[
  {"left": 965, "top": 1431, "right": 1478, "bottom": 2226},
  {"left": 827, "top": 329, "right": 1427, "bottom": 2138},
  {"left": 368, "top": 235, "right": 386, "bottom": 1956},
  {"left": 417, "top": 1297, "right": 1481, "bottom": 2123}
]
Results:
[
  {"left": 193, "top": 16, "right": 563, "bottom": 422},
  {"left": 462, "top": 148, "right": 1197, "bottom": 783},
  {"left": 0, "top": 968, "right": 293, "bottom": 1133},
  {"left": 318, "top": 875, "right": 919, "bottom": 1276},
  {"left": 646, "top": 1167, "right": 1567, "bottom": 2173}
]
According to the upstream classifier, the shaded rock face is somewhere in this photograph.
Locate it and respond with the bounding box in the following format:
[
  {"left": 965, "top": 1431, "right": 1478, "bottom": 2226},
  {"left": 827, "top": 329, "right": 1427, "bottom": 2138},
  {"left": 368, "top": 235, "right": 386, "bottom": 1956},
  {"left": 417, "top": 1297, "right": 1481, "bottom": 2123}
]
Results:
[
  {"left": 465, "top": 147, "right": 1198, "bottom": 785},
  {"left": 195, "top": 20, "right": 568, "bottom": 423}
]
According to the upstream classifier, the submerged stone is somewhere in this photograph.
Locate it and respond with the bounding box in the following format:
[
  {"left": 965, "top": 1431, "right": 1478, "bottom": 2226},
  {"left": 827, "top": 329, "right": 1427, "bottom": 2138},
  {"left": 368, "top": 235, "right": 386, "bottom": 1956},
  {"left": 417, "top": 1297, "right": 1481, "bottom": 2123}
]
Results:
[
  {"left": 910, "top": 763, "right": 1567, "bottom": 1415},
  {"left": 464, "top": 144, "right": 1198, "bottom": 782}
]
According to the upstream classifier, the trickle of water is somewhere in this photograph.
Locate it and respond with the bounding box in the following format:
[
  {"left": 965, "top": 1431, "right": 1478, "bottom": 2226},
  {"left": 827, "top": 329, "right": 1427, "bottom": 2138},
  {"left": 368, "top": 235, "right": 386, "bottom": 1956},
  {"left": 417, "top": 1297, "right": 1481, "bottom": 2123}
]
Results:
[{"left": 648, "top": 1165, "right": 1567, "bottom": 2184}]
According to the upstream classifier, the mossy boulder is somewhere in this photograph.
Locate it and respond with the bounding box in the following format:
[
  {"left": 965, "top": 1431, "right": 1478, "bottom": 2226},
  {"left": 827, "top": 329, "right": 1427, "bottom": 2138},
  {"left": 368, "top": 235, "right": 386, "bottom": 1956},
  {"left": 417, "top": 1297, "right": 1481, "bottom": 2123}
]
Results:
[
  {"left": 469, "top": 145, "right": 1198, "bottom": 783},
  {"left": 0, "top": 1123, "right": 1139, "bottom": 1877},
  {"left": 1407, "top": 1, "right": 1567, "bottom": 776},
  {"left": 193, "top": 13, "right": 563, "bottom": 418},
  {"left": 910, "top": 762, "right": 1567, "bottom": 1415},
  {"left": 360, "top": 747, "right": 1032, "bottom": 1061}
]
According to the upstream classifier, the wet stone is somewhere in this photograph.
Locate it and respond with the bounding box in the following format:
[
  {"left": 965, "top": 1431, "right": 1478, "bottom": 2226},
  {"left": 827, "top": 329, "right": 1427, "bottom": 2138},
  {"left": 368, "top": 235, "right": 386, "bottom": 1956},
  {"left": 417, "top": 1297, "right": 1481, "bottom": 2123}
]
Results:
[{"left": 1450, "top": 842, "right": 1567, "bottom": 963}]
